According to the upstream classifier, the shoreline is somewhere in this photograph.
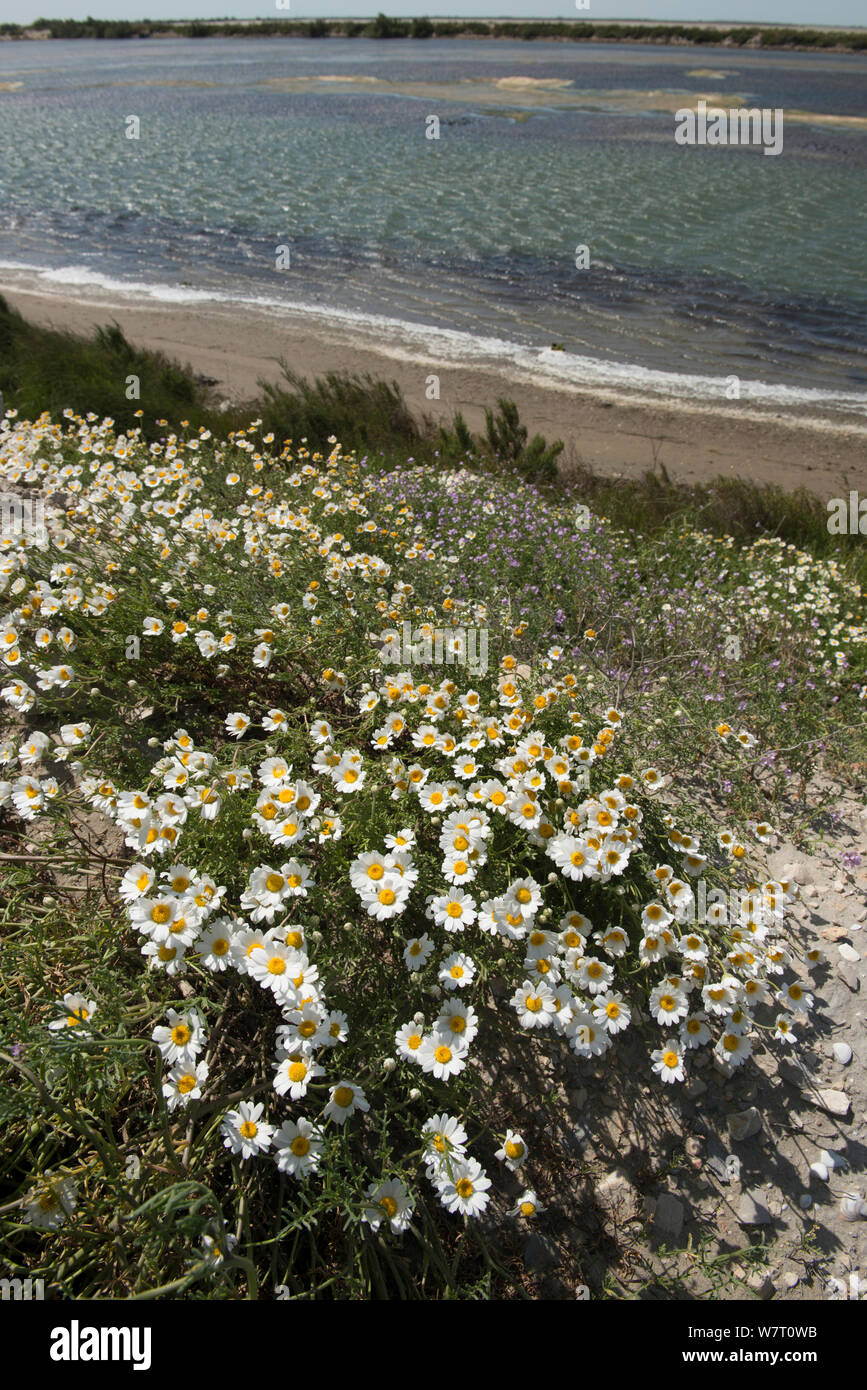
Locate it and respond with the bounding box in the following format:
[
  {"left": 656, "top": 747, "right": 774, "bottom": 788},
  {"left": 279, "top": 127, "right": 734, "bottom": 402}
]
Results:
[{"left": 3, "top": 281, "right": 866, "bottom": 498}]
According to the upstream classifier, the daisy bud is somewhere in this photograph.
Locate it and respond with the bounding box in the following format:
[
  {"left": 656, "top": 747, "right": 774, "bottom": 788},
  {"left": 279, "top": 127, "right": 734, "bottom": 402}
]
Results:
[
  {"left": 413, "top": 1011, "right": 425, "bottom": 1026},
  {"left": 127, "top": 679, "right": 137, "bottom": 687},
  {"left": 496, "top": 958, "right": 507, "bottom": 970},
  {"left": 555, "top": 797, "right": 565, "bottom": 808},
  {"left": 547, "top": 872, "right": 558, "bottom": 884},
  {"left": 430, "top": 815, "right": 441, "bottom": 826},
  {"left": 310, "top": 931, "right": 322, "bottom": 945},
  {"left": 343, "top": 922, "right": 353, "bottom": 931},
  {"left": 382, "top": 1058, "right": 396, "bottom": 1073},
  {"left": 43, "top": 895, "right": 56, "bottom": 906},
  {"left": 89, "top": 687, "right": 100, "bottom": 696},
  {"left": 309, "top": 915, "right": 320, "bottom": 926},
  {"left": 242, "top": 829, "right": 252, "bottom": 840},
  {"left": 489, "top": 700, "right": 498, "bottom": 709},
  {"left": 409, "top": 1088, "right": 421, "bottom": 1101},
  {"left": 129, "top": 567, "right": 137, "bottom": 574},
  {"left": 147, "top": 737, "right": 159, "bottom": 747}
]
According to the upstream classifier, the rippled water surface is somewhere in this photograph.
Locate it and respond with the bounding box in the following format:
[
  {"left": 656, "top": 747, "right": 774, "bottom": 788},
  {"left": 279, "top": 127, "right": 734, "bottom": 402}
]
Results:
[{"left": 1, "top": 37, "right": 865, "bottom": 408}]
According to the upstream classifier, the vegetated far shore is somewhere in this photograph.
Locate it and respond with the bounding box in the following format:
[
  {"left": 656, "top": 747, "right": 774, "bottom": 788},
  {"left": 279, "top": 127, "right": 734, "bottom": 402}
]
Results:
[{"left": 2, "top": 16, "right": 866, "bottom": 53}]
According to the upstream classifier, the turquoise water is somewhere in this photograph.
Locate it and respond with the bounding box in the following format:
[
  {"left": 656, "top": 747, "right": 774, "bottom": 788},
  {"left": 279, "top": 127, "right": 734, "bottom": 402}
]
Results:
[{"left": 1, "top": 37, "right": 865, "bottom": 408}]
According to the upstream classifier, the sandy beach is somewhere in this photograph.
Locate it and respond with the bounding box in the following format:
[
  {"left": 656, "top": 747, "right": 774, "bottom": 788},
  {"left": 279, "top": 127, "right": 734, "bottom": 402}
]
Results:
[{"left": 3, "top": 281, "right": 866, "bottom": 497}]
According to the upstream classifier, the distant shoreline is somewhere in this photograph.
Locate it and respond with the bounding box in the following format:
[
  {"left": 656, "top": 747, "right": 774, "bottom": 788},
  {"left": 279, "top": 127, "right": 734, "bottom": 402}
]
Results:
[{"left": 3, "top": 18, "right": 866, "bottom": 55}]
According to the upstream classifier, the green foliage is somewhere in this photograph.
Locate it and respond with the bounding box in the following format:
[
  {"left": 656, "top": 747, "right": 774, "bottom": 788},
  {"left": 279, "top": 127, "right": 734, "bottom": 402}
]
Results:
[
  {"left": 484, "top": 398, "right": 564, "bottom": 484},
  {"left": 437, "top": 411, "right": 474, "bottom": 463},
  {"left": 366, "top": 13, "right": 409, "bottom": 40},
  {"left": 260, "top": 365, "right": 420, "bottom": 454}
]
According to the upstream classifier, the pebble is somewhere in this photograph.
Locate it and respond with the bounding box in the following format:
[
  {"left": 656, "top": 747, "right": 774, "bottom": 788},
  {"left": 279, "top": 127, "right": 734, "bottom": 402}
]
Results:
[
  {"left": 810, "top": 1162, "right": 830, "bottom": 1182},
  {"left": 839, "top": 1194, "right": 866, "bottom": 1222},
  {"left": 819, "top": 1148, "right": 849, "bottom": 1171},
  {"left": 727, "top": 1106, "right": 763, "bottom": 1141},
  {"left": 817, "top": 1088, "right": 851, "bottom": 1117},
  {"left": 654, "top": 1193, "right": 685, "bottom": 1239},
  {"left": 737, "top": 1191, "right": 772, "bottom": 1225},
  {"left": 749, "top": 1273, "right": 776, "bottom": 1300},
  {"left": 726, "top": 1155, "right": 743, "bottom": 1184},
  {"left": 595, "top": 1167, "right": 632, "bottom": 1211},
  {"left": 799, "top": 1192, "right": 813, "bottom": 1210},
  {"left": 837, "top": 964, "right": 860, "bottom": 992},
  {"left": 833, "top": 1042, "right": 853, "bottom": 1065},
  {"left": 782, "top": 1271, "right": 800, "bottom": 1289},
  {"left": 707, "top": 1155, "right": 731, "bottom": 1183},
  {"left": 839, "top": 944, "right": 861, "bottom": 962}
]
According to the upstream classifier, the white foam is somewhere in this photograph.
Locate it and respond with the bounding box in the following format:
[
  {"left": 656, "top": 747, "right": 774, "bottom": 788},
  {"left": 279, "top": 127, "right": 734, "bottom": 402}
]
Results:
[{"left": 2, "top": 259, "right": 866, "bottom": 418}]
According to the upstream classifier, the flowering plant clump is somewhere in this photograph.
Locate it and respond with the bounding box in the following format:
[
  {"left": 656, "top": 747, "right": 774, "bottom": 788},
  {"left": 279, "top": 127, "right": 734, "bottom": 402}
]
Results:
[{"left": 0, "top": 408, "right": 863, "bottom": 1297}]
